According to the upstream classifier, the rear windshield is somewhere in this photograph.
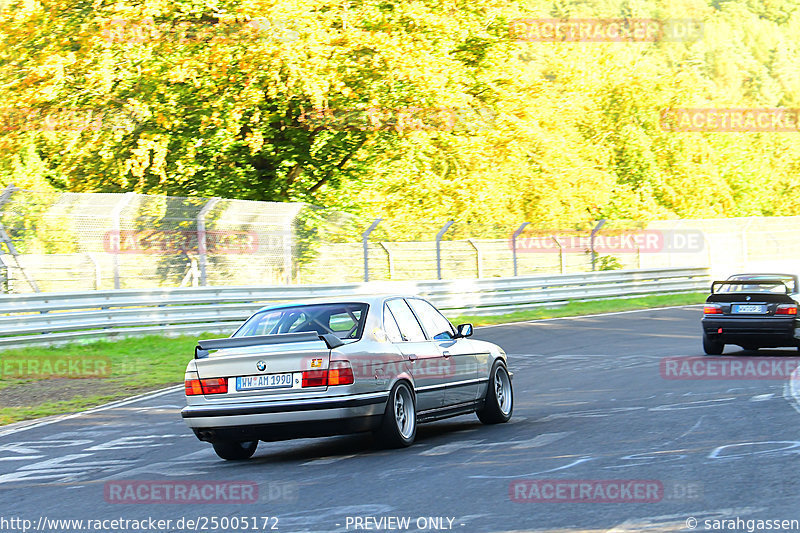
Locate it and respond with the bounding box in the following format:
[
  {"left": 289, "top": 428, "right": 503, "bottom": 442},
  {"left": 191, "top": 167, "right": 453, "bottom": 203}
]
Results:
[{"left": 233, "top": 303, "right": 369, "bottom": 340}]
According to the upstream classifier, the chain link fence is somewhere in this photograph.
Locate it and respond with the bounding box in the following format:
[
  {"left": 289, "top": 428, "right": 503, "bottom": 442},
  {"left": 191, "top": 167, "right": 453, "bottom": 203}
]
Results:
[
  {"left": 0, "top": 187, "right": 302, "bottom": 292},
  {"left": 0, "top": 186, "right": 795, "bottom": 293}
]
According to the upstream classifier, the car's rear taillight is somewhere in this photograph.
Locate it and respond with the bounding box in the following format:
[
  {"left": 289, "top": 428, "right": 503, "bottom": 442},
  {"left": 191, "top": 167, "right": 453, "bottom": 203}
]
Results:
[
  {"left": 185, "top": 378, "right": 203, "bottom": 396},
  {"left": 301, "top": 370, "right": 328, "bottom": 388},
  {"left": 776, "top": 304, "right": 798, "bottom": 315},
  {"left": 328, "top": 361, "right": 354, "bottom": 386},
  {"left": 301, "top": 361, "right": 355, "bottom": 387},
  {"left": 704, "top": 304, "right": 723, "bottom": 314},
  {"left": 185, "top": 377, "right": 228, "bottom": 395}
]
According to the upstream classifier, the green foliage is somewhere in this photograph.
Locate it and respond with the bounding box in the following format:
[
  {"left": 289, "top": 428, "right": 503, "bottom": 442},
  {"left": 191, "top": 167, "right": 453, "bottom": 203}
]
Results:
[
  {"left": 2, "top": 0, "right": 800, "bottom": 239},
  {"left": 596, "top": 254, "right": 623, "bottom": 270}
]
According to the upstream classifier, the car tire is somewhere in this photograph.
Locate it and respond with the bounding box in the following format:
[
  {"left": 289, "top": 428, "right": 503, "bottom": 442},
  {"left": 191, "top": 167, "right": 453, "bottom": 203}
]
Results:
[
  {"left": 375, "top": 381, "right": 416, "bottom": 448},
  {"left": 477, "top": 361, "right": 513, "bottom": 424},
  {"left": 703, "top": 334, "right": 724, "bottom": 355},
  {"left": 212, "top": 440, "right": 258, "bottom": 461}
]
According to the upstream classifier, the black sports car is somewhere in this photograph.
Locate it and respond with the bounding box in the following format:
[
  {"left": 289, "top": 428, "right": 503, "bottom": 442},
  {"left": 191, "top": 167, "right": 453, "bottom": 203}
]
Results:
[{"left": 702, "top": 273, "right": 800, "bottom": 355}]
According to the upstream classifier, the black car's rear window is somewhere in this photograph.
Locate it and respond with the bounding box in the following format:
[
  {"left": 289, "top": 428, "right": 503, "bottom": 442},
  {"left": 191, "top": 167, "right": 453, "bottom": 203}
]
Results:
[{"left": 233, "top": 303, "right": 369, "bottom": 340}]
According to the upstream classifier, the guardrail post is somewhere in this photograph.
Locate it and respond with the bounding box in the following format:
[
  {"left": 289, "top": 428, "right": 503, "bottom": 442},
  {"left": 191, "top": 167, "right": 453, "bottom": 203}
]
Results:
[
  {"left": 111, "top": 192, "right": 136, "bottom": 289},
  {"left": 197, "top": 197, "right": 221, "bottom": 286},
  {"left": 467, "top": 239, "right": 482, "bottom": 278},
  {"left": 511, "top": 222, "right": 529, "bottom": 277},
  {"left": 435, "top": 220, "right": 454, "bottom": 280},
  {"left": 379, "top": 242, "right": 393, "bottom": 279},
  {"left": 590, "top": 219, "right": 606, "bottom": 271},
  {"left": 362, "top": 218, "right": 382, "bottom": 282},
  {"left": 551, "top": 236, "right": 565, "bottom": 274}
]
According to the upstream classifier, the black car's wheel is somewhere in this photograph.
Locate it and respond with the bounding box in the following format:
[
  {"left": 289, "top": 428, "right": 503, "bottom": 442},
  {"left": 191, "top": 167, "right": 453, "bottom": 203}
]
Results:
[
  {"left": 477, "top": 361, "right": 513, "bottom": 424},
  {"left": 212, "top": 440, "right": 258, "bottom": 461},
  {"left": 375, "top": 381, "right": 416, "bottom": 448},
  {"left": 703, "top": 334, "right": 724, "bottom": 355}
]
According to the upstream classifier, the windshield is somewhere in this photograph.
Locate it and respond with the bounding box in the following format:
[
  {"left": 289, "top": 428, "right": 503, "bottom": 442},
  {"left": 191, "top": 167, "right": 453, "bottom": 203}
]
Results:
[{"left": 233, "top": 303, "right": 369, "bottom": 340}]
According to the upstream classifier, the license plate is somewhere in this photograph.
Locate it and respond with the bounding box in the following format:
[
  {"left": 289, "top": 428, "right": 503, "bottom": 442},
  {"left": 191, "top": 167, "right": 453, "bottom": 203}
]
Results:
[
  {"left": 733, "top": 304, "right": 766, "bottom": 314},
  {"left": 235, "top": 373, "right": 297, "bottom": 391}
]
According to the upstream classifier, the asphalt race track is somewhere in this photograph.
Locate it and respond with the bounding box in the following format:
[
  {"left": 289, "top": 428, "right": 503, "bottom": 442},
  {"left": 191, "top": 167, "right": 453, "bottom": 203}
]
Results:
[{"left": 2, "top": 305, "right": 800, "bottom": 533}]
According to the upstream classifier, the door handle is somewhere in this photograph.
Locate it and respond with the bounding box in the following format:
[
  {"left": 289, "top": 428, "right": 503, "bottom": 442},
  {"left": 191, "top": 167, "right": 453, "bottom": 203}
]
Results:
[
  {"left": 407, "top": 353, "right": 418, "bottom": 361},
  {"left": 442, "top": 351, "right": 451, "bottom": 358}
]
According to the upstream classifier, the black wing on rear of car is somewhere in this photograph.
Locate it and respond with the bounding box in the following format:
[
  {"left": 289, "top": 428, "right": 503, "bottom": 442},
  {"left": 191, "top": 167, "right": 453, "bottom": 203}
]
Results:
[{"left": 705, "top": 280, "right": 797, "bottom": 314}]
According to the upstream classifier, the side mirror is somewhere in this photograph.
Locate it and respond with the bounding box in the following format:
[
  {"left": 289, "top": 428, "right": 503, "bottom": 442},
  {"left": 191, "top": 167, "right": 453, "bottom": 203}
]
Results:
[{"left": 454, "top": 323, "right": 473, "bottom": 338}]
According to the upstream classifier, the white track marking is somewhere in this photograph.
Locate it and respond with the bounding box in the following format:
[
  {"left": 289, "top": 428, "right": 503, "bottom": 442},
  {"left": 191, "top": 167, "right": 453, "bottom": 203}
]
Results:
[
  {"left": 469, "top": 456, "right": 593, "bottom": 479},
  {"left": 750, "top": 393, "right": 774, "bottom": 402},
  {"left": 649, "top": 397, "right": 735, "bottom": 411},
  {"left": 709, "top": 440, "right": 800, "bottom": 459},
  {"left": 783, "top": 365, "right": 800, "bottom": 414},
  {"left": 0, "top": 385, "right": 182, "bottom": 438},
  {"left": 302, "top": 454, "right": 359, "bottom": 466}
]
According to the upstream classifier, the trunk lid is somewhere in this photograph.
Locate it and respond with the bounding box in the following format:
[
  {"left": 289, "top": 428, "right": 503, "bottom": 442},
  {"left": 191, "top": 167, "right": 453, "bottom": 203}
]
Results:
[{"left": 193, "top": 333, "right": 332, "bottom": 400}]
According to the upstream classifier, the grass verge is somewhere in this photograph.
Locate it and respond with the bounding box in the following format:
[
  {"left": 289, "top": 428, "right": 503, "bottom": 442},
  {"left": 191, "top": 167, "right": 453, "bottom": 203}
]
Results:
[
  {"left": 0, "top": 335, "right": 203, "bottom": 425},
  {"left": 0, "top": 292, "right": 705, "bottom": 425}
]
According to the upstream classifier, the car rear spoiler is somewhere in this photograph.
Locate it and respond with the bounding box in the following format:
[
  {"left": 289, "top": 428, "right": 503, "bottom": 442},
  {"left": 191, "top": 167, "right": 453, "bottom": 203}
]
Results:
[
  {"left": 194, "top": 332, "right": 344, "bottom": 359},
  {"left": 710, "top": 280, "right": 790, "bottom": 294}
]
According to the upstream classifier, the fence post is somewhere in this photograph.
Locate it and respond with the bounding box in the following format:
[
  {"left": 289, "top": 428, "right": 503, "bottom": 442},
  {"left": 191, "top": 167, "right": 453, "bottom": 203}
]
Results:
[
  {"left": 111, "top": 192, "right": 136, "bottom": 289},
  {"left": 551, "top": 236, "right": 565, "bottom": 274},
  {"left": 512, "top": 222, "right": 529, "bottom": 277},
  {"left": 379, "top": 242, "right": 393, "bottom": 279},
  {"left": 197, "top": 197, "right": 221, "bottom": 286},
  {"left": 86, "top": 253, "right": 101, "bottom": 290},
  {"left": 362, "top": 218, "right": 382, "bottom": 282},
  {"left": 590, "top": 219, "right": 606, "bottom": 271},
  {"left": 467, "top": 238, "right": 482, "bottom": 278},
  {"left": 0, "top": 254, "right": 6, "bottom": 293},
  {"left": 0, "top": 185, "right": 16, "bottom": 292},
  {"left": 435, "top": 220, "right": 454, "bottom": 280}
]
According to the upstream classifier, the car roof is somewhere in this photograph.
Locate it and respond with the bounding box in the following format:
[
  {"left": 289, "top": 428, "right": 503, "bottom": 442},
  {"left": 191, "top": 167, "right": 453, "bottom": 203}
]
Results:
[
  {"left": 251, "top": 294, "right": 419, "bottom": 314},
  {"left": 727, "top": 273, "right": 797, "bottom": 280}
]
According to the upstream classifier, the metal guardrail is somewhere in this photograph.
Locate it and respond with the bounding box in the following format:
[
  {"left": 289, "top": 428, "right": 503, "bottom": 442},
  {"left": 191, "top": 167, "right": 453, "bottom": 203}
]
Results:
[{"left": 0, "top": 267, "right": 710, "bottom": 348}]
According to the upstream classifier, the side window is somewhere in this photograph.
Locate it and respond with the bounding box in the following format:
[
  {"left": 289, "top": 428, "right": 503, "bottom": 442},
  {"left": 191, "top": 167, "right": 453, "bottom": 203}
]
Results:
[
  {"left": 382, "top": 305, "right": 403, "bottom": 343},
  {"left": 385, "top": 299, "right": 426, "bottom": 342},
  {"left": 407, "top": 299, "right": 455, "bottom": 340}
]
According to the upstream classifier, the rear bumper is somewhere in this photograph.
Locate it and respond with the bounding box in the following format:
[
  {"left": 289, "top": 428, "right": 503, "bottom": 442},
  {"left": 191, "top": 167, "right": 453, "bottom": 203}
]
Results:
[
  {"left": 191, "top": 416, "right": 382, "bottom": 443},
  {"left": 182, "top": 391, "right": 389, "bottom": 442},
  {"left": 702, "top": 317, "right": 798, "bottom": 346}
]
